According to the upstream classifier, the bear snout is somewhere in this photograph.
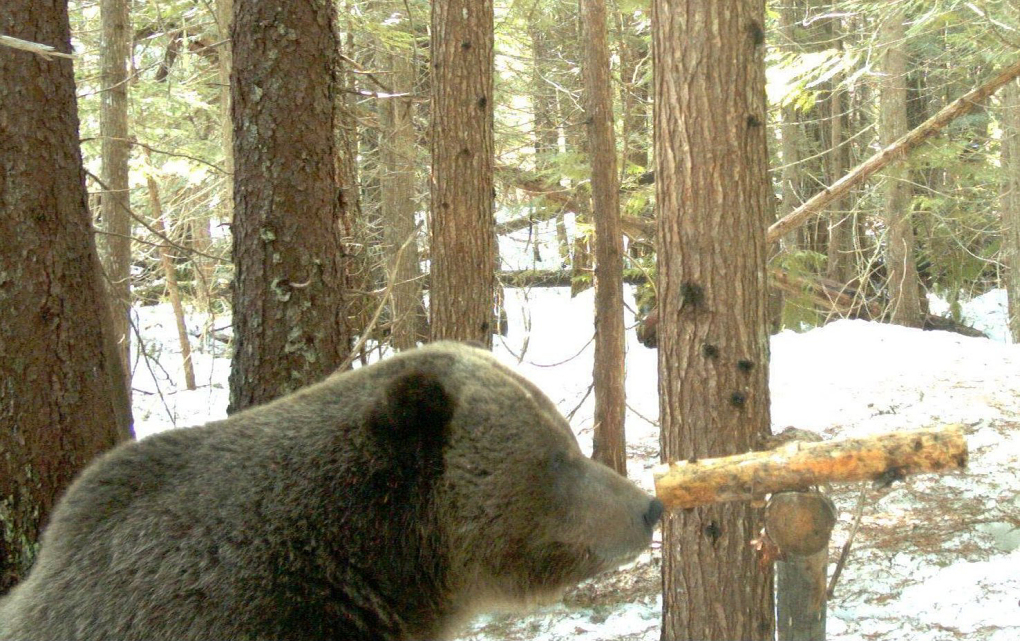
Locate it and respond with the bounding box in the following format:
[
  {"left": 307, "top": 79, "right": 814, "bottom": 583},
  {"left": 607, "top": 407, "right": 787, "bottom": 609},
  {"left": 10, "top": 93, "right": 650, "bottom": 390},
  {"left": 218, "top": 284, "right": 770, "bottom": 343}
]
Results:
[{"left": 644, "top": 498, "right": 665, "bottom": 530}]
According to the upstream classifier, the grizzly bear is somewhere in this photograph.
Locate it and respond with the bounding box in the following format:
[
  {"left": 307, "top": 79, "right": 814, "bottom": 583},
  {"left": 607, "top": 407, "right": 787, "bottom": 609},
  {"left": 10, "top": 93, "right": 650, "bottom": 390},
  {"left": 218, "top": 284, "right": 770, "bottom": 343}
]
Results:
[{"left": 0, "top": 342, "right": 662, "bottom": 640}]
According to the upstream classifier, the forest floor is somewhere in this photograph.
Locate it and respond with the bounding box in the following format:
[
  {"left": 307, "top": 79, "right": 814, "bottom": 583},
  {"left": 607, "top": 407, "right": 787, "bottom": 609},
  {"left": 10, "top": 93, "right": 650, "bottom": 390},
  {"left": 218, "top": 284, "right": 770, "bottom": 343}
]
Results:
[{"left": 133, "top": 287, "right": 1020, "bottom": 641}]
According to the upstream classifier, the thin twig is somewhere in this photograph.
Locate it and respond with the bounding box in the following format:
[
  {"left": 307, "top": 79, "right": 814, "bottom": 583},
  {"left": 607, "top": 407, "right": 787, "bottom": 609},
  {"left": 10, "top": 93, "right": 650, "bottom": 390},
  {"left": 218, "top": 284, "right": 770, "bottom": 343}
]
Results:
[
  {"left": 566, "top": 382, "right": 595, "bottom": 423},
  {"left": 336, "top": 223, "right": 422, "bottom": 372},
  {"left": 827, "top": 483, "right": 868, "bottom": 598},
  {"left": 625, "top": 402, "right": 659, "bottom": 428},
  {"left": 86, "top": 170, "right": 228, "bottom": 263},
  {"left": 128, "top": 311, "right": 176, "bottom": 425},
  {"left": 81, "top": 137, "right": 229, "bottom": 175}
]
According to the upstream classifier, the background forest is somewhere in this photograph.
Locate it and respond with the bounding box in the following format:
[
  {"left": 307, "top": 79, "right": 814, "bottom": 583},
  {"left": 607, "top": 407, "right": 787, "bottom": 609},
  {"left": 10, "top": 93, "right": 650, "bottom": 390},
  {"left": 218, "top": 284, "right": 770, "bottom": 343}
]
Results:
[
  {"left": 3, "top": 0, "right": 1020, "bottom": 639},
  {"left": 65, "top": 0, "right": 1020, "bottom": 347}
]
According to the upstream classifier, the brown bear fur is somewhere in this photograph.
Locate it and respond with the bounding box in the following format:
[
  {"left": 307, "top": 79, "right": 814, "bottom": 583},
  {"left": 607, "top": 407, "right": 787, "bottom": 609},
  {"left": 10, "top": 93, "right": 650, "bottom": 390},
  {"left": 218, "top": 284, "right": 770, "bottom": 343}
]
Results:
[{"left": 0, "top": 342, "right": 662, "bottom": 640}]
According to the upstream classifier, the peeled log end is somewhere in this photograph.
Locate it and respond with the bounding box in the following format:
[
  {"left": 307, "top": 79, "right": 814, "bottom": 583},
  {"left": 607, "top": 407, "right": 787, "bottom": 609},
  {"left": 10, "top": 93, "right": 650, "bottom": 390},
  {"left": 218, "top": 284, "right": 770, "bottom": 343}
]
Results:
[{"left": 654, "top": 425, "right": 968, "bottom": 510}]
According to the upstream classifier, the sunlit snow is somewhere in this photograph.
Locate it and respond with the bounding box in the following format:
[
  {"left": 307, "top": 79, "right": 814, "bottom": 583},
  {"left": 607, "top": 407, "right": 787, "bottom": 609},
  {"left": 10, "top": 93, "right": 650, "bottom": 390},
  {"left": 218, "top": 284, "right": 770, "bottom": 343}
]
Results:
[{"left": 131, "top": 285, "right": 1020, "bottom": 641}]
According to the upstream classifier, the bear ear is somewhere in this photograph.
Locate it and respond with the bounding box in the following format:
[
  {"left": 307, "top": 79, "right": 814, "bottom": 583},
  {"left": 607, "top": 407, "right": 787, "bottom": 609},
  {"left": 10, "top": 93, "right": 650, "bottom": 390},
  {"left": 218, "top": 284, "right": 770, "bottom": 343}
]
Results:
[{"left": 367, "top": 369, "right": 456, "bottom": 463}]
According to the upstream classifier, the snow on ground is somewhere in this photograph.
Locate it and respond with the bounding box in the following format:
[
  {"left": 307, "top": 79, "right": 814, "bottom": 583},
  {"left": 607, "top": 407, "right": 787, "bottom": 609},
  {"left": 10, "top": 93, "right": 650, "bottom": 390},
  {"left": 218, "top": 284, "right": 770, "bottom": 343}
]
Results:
[
  {"left": 132, "top": 288, "right": 1020, "bottom": 641},
  {"left": 929, "top": 289, "right": 1013, "bottom": 345}
]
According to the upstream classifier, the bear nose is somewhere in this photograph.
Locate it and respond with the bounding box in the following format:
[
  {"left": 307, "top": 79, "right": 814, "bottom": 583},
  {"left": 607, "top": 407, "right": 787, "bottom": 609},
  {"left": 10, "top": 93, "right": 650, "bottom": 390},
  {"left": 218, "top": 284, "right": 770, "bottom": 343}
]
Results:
[{"left": 644, "top": 498, "right": 665, "bottom": 529}]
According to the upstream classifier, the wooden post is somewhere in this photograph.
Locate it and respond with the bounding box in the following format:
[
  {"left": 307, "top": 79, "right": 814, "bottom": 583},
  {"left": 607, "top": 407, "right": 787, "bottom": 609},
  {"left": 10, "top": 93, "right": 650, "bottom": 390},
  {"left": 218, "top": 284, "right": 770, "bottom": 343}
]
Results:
[{"left": 767, "top": 491, "right": 836, "bottom": 641}]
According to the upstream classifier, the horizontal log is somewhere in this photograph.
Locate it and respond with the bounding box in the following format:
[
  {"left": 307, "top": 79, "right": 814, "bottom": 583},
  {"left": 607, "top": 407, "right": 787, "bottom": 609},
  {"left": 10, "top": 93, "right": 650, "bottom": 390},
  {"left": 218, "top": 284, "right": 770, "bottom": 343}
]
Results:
[{"left": 654, "top": 425, "right": 967, "bottom": 510}]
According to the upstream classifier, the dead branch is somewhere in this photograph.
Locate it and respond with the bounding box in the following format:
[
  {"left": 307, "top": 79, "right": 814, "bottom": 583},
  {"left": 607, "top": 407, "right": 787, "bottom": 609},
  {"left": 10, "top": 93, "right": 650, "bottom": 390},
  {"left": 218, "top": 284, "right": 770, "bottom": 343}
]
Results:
[
  {"left": 767, "top": 57, "right": 1020, "bottom": 244},
  {"left": 0, "top": 34, "right": 75, "bottom": 59},
  {"left": 654, "top": 425, "right": 967, "bottom": 510}
]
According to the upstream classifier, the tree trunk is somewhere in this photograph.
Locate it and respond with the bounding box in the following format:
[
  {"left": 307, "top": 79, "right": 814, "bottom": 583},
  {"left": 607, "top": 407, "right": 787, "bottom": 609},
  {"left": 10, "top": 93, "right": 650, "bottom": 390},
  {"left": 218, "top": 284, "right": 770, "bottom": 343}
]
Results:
[
  {"left": 580, "top": 0, "right": 627, "bottom": 475},
  {"left": 228, "top": 0, "right": 351, "bottom": 412},
  {"left": 1002, "top": 79, "right": 1020, "bottom": 343},
  {"left": 428, "top": 0, "right": 496, "bottom": 347},
  {"left": 545, "top": 6, "right": 593, "bottom": 295},
  {"left": 825, "top": 29, "right": 854, "bottom": 284},
  {"left": 778, "top": 2, "right": 807, "bottom": 251},
  {"left": 99, "top": 0, "right": 132, "bottom": 397},
  {"left": 187, "top": 0, "right": 232, "bottom": 318},
  {"left": 0, "top": 0, "right": 132, "bottom": 594},
  {"left": 616, "top": 8, "right": 649, "bottom": 174},
  {"left": 380, "top": 11, "right": 426, "bottom": 351},
  {"left": 335, "top": 11, "right": 365, "bottom": 356},
  {"left": 529, "top": 17, "right": 570, "bottom": 263},
  {"left": 652, "top": 1, "right": 775, "bottom": 639},
  {"left": 144, "top": 161, "right": 197, "bottom": 391},
  {"left": 879, "top": 8, "right": 923, "bottom": 327}
]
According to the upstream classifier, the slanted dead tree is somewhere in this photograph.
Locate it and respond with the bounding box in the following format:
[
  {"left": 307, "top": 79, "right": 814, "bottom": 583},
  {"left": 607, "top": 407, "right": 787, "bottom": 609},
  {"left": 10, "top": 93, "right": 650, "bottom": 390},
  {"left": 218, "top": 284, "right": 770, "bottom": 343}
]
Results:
[{"left": 767, "top": 57, "right": 1020, "bottom": 244}]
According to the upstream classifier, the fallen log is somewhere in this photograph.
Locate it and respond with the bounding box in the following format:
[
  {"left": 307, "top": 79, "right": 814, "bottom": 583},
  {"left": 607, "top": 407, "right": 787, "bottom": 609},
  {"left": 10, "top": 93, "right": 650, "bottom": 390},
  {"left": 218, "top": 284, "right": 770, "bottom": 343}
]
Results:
[{"left": 653, "top": 425, "right": 967, "bottom": 510}]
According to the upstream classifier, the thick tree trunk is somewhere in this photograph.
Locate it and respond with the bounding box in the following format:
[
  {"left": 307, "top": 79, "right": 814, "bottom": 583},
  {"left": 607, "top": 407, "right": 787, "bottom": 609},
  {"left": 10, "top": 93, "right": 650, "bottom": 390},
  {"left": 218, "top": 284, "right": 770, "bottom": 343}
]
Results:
[
  {"left": 99, "top": 0, "right": 132, "bottom": 396},
  {"left": 652, "top": 2, "right": 775, "bottom": 638},
  {"left": 0, "top": 0, "right": 132, "bottom": 593},
  {"left": 580, "top": 0, "right": 627, "bottom": 475},
  {"left": 229, "top": 0, "right": 350, "bottom": 412},
  {"left": 428, "top": 0, "right": 496, "bottom": 347},
  {"left": 1002, "top": 79, "right": 1020, "bottom": 344},
  {"left": 879, "top": 9, "right": 923, "bottom": 328},
  {"left": 380, "top": 12, "right": 426, "bottom": 351}
]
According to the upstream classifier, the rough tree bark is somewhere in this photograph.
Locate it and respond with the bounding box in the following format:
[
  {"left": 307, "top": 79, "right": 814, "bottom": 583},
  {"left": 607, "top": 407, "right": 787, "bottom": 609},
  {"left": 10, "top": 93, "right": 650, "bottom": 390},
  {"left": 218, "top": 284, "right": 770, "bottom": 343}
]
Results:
[
  {"left": 228, "top": 0, "right": 350, "bottom": 412},
  {"left": 879, "top": 8, "right": 923, "bottom": 328},
  {"left": 0, "top": 0, "right": 132, "bottom": 593},
  {"left": 428, "top": 0, "right": 496, "bottom": 347},
  {"left": 580, "top": 0, "right": 627, "bottom": 475},
  {"left": 99, "top": 0, "right": 132, "bottom": 395},
  {"left": 652, "top": 1, "right": 775, "bottom": 638}
]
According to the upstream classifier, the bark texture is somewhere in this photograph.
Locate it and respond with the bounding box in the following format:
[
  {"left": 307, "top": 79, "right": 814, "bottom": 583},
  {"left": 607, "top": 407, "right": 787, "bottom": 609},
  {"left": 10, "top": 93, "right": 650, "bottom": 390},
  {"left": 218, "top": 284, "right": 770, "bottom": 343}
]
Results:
[
  {"left": 652, "top": 1, "right": 775, "bottom": 638},
  {"left": 229, "top": 0, "right": 350, "bottom": 412},
  {"left": 0, "top": 0, "right": 131, "bottom": 593},
  {"left": 428, "top": 0, "right": 496, "bottom": 347},
  {"left": 580, "top": 0, "right": 627, "bottom": 475},
  {"left": 99, "top": 0, "right": 132, "bottom": 392}
]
